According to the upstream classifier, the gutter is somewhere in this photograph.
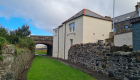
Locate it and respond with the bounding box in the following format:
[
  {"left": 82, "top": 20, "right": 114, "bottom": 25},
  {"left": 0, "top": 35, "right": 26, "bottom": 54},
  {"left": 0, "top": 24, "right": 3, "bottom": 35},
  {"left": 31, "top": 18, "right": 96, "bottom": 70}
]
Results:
[
  {"left": 57, "top": 27, "right": 59, "bottom": 58},
  {"left": 64, "top": 23, "right": 66, "bottom": 59}
]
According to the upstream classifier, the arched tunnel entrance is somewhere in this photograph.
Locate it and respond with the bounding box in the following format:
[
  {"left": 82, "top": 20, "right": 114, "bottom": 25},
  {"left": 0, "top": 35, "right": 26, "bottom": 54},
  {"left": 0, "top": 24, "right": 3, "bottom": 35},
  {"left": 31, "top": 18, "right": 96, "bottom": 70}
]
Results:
[
  {"left": 35, "top": 42, "right": 53, "bottom": 56},
  {"left": 30, "top": 35, "right": 53, "bottom": 56}
]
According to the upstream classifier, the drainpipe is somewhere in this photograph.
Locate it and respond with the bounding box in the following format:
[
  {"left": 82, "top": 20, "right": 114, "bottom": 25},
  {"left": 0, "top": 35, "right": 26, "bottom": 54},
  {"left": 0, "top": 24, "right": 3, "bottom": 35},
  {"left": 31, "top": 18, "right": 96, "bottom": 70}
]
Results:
[
  {"left": 64, "top": 23, "right": 66, "bottom": 59},
  {"left": 57, "top": 27, "right": 59, "bottom": 58}
]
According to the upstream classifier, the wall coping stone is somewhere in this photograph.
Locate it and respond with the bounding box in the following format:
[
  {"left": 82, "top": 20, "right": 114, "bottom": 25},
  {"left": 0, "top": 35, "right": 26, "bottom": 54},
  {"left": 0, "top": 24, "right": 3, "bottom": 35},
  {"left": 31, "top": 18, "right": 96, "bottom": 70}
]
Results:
[
  {"left": 113, "top": 51, "right": 140, "bottom": 56},
  {"left": 2, "top": 45, "right": 16, "bottom": 54},
  {"left": 115, "top": 28, "right": 132, "bottom": 35}
]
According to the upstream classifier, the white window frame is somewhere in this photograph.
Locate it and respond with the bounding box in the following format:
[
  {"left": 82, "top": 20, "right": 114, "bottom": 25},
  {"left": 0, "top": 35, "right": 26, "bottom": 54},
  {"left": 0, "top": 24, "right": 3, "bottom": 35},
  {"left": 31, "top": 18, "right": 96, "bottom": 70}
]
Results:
[
  {"left": 70, "top": 39, "right": 73, "bottom": 46},
  {"left": 69, "top": 22, "right": 75, "bottom": 33}
]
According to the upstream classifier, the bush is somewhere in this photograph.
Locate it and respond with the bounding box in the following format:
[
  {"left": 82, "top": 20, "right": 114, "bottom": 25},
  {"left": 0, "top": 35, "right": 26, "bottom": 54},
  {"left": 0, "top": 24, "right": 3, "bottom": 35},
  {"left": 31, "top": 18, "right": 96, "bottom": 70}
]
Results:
[
  {"left": 0, "top": 25, "right": 35, "bottom": 52},
  {"left": 18, "top": 37, "right": 35, "bottom": 51}
]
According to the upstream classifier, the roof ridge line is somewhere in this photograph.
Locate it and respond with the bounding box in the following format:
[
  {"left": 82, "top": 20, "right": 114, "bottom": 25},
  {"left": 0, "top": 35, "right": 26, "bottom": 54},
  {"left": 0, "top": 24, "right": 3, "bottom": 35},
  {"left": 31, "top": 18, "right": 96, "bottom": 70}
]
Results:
[
  {"left": 62, "top": 9, "right": 84, "bottom": 24},
  {"left": 85, "top": 9, "right": 112, "bottom": 21}
]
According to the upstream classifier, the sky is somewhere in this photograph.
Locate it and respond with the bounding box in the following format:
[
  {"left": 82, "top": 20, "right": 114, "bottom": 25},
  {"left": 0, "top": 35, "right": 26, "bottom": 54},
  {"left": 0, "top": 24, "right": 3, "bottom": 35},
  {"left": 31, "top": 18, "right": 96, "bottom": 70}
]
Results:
[{"left": 0, "top": 0, "right": 139, "bottom": 36}]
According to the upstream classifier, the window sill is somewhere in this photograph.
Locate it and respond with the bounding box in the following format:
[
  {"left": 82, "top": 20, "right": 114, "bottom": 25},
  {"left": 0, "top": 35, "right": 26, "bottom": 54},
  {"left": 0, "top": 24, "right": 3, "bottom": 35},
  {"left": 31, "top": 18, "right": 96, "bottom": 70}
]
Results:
[{"left": 67, "top": 32, "right": 75, "bottom": 36}]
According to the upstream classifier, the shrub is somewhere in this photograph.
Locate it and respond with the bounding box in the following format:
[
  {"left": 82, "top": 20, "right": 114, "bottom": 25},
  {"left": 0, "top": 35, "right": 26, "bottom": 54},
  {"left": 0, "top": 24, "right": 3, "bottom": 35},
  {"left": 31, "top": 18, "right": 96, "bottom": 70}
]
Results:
[
  {"left": 0, "top": 25, "right": 35, "bottom": 52},
  {"left": 18, "top": 37, "right": 35, "bottom": 51}
]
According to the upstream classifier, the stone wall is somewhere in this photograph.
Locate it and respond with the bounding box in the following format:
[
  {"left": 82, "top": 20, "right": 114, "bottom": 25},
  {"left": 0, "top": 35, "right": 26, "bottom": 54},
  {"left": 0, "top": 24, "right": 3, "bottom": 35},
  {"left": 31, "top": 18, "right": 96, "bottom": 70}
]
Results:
[
  {"left": 0, "top": 45, "right": 35, "bottom": 80},
  {"left": 68, "top": 43, "right": 112, "bottom": 76},
  {"left": 68, "top": 43, "right": 140, "bottom": 80},
  {"left": 109, "top": 51, "right": 140, "bottom": 80}
]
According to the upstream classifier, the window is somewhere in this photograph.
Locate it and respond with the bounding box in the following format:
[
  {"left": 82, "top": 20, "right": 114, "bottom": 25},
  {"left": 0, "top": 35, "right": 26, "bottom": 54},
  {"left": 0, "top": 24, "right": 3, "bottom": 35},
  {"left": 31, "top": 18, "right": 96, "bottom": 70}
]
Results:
[
  {"left": 125, "top": 25, "right": 129, "bottom": 29},
  {"left": 116, "top": 19, "right": 119, "bottom": 22},
  {"left": 69, "top": 23, "right": 75, "bottom": 33},
  {"left": 55, "top": 30, "right": 57, "bottom": 35},
  {"left": 114, "top": 28, "right": 116, "bottom": 34},
  {"left": 129, "top": 24, "right": 132, "bottom": 28},
  {"left": 70, "top": 39, "right": 73, "bottom": 46}
]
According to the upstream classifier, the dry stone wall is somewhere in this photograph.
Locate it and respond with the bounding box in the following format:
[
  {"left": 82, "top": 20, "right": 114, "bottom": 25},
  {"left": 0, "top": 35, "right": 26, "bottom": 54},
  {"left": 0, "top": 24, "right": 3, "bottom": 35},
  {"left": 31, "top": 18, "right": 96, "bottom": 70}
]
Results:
[
  {"left": 68, "top": 43, "right": 140, "bottom": 80},
  {"left": 109, "top": 51, "right": 140, "bottom": 80},
  {"left": 68, "top": 43, "right": 112, "bottom": 76},
  {"left": 0, "top": 45, "right": 35, "bottom": 80}
]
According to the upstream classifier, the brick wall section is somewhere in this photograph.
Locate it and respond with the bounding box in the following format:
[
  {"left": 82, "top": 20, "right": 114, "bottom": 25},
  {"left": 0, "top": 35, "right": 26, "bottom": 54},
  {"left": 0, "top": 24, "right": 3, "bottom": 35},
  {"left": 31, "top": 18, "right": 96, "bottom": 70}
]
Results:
[
  {"left": 68, "top": 43, "right": 112, "bottom": 76},
  {"left": 0, "top": 45, "right": 35, "bottom": 80}
]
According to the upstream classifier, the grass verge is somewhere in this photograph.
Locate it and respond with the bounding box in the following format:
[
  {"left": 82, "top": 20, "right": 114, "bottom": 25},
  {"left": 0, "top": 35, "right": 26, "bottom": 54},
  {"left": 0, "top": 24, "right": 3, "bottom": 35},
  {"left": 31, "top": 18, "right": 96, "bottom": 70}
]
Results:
[
  {"left": 35, "top": 50, "right": 47, "bottom": 55},
  {"left": 27, "top": 55, "right": 96, "bottom": 80}
]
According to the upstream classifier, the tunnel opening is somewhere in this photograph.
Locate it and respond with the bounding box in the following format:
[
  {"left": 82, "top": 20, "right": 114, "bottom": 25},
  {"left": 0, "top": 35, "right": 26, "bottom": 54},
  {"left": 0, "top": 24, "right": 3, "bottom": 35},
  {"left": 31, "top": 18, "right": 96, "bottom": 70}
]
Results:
[{"left": 35, "top": 42, "right": 52, "bottom": 56}]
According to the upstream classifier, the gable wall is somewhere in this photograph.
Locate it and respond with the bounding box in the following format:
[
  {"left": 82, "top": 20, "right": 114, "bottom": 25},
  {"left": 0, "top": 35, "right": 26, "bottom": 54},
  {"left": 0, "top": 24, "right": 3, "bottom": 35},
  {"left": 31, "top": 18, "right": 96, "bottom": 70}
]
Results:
[{"left": 83, "top": 16, "right": 112, "bottom": 43}]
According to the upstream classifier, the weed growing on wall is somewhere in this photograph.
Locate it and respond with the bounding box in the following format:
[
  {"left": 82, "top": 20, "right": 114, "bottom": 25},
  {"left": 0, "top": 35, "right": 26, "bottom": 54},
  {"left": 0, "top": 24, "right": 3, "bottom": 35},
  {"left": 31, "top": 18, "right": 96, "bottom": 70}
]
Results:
[
  {"left": 0, "top": 37, "right": 9, "bottom": 54},
  {"left": 0, "top": 55, "right": 3, "bottom": 61},
  {"left": 103, "top": 64, "right": 106, "bottom": 69}
]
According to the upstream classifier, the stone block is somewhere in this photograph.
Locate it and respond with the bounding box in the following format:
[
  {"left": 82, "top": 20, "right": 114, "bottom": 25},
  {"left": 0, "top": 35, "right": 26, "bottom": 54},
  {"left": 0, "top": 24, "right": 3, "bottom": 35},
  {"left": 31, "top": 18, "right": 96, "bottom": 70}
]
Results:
[{"left": 2, "top": 45, "right": 16, "bottom": 54}]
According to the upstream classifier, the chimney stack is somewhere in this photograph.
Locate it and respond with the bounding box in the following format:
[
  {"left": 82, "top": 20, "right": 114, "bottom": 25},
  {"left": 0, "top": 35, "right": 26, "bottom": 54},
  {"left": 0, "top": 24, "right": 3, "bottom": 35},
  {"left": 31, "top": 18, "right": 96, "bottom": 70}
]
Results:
[
  {"left": 135, "top": 2, "right": 140, "bottom": 12},
  {"left": 105, "top": 16, "right": 111, "bottom": 20}
]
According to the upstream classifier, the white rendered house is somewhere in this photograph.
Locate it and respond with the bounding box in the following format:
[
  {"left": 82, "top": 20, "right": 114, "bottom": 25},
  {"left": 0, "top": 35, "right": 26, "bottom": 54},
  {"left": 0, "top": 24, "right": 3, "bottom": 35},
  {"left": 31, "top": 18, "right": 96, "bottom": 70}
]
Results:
[{"left": 53, "top": 9, "right": 112, "bottom": 59}]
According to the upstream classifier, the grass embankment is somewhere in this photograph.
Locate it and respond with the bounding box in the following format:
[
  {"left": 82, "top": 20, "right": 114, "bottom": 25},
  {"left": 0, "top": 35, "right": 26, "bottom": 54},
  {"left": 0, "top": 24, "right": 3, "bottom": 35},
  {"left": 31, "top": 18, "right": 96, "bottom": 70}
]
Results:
[
  {"left": 27, "top": 54, "right": 96, "bottom": 80},
  {"left": 35, "top": 50, "right": 47, "bottom": 55}
]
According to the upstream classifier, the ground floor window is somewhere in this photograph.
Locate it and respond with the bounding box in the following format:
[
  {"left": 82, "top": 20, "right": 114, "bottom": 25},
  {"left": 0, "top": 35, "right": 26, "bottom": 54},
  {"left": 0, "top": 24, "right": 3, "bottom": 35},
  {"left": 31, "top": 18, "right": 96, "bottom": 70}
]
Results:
[{"left": 70, "top": 39, "right": 73, "bottom": 46}]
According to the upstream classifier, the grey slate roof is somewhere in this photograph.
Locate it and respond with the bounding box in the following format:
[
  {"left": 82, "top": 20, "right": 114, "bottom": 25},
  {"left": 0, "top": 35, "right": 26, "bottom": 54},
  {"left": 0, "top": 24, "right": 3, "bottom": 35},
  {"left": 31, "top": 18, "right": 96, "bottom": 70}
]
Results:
[
  {"left": 84, "top": 9, "right": 110, "bottom": 21},
  {"left": 112, "top": 11, "right": 139, "bottom": 23},
  {"left": 62, "top": 9, "right": 112, "bottom": 24}
]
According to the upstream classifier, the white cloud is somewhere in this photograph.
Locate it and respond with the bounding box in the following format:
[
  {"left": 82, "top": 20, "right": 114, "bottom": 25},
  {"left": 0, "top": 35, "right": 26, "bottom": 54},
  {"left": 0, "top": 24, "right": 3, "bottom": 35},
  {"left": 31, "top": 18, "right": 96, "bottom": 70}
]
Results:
[
  {"left": 0, "top": 0, "right": 139, "bottom": 34},
  {"left": 30, "top": 33, "right": 34, "bottom": 35}
]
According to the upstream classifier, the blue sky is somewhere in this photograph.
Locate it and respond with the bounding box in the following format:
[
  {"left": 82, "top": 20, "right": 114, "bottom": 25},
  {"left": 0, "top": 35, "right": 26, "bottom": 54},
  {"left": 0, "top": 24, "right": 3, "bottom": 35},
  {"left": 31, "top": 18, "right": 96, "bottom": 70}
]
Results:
[{"left": 0, "top": 16, "right": 53, "bottom": 36}]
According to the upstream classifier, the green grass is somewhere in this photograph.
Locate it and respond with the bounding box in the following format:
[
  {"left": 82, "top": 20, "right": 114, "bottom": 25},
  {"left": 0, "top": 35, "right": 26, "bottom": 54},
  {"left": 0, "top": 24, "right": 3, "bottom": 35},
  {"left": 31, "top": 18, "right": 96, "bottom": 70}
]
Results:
[
  {"left": 27, "top": 56, "right": 97, "bottom": 80},
  {"left": 35, "top": 50, "right": 47, "bottom": 55},
  {"left": 35, "top": 51, "right": 46, "bottom": 55}
]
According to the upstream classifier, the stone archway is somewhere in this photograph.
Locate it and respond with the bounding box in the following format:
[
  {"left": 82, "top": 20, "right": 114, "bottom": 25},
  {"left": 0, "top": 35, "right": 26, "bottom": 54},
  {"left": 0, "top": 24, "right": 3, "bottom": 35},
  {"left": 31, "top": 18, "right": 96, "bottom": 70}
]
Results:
[{"left": 30, "top": 35, "right": 53, "bottom": 56}]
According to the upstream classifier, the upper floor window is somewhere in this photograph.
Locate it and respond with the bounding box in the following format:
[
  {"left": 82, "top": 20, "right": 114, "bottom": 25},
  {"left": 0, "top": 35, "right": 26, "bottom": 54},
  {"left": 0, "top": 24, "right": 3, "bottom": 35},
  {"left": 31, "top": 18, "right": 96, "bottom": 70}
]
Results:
[
  {"left": 125, "top": 25, "right": 128, "bottom": 29},
  {"left": 55, "top": 30, "right": 57, "bottom": 35},
  {"left": 69, "top": 23, "right": 75, "bottom": 33}
]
